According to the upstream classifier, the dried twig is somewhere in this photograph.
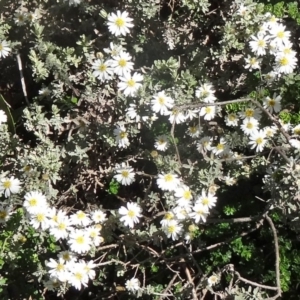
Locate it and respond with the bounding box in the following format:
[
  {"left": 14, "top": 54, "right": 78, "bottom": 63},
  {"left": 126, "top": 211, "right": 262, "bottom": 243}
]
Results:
[
  {"left": 16, "top": 53, "right": 29, "bottom": 105},
  {"left": 265, "top": 215, "right": 282, "bottom": 297}
]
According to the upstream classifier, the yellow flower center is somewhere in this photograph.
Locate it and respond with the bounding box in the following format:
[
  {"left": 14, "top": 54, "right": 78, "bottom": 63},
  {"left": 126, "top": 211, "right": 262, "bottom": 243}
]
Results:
[
  {"left": 277, "top": 31, "right": 284, "bottom": 39},
  {"left": 127, "top": 210, "right": 135, "bottom": 218},
  {"left": 294, "top": 128, "right": 300, "bottom": 135},
  {"left": 115, "top": 18, "right": 125, "bottom": 27},
  {"left": 158, "top": 139, "right": 165, "bottom": 144},
  {"left": 245, "top": 109, "right": 254, "bottom": 117},
  {"left": 118, "top": 59, "right": 127, "bottom": 67},
  {"left": 256, "top": 137, "right": 263, "bottom": 145},
  {"left": 98, "top": 64, "right": 107, "bottom": 71},
  {"left": 29, "top": 198, "right": 37, "bottom": 206},
  {"left": 258, "top": 40, "right": 265, "bottom": 47},
  {"left": 120, "top": 131, "right": 127, "bottom": 139},
  {"left": 279, "top": 57, "right": 288, "bottom": 66},
  {"left": 250, "top": 58, "right": 256, "bottom": 65},
  {"left": 127, "top": 79, "right": 135, "bottom": 87},
  {"left": 56, "top": 264, "right": 64, "bottom": 271},
  {"left": 36, "top": 213, "right": 45, "bottom": 222},
  {"left": 75, "top": 272, "right": 83, "bottom": 280},
  {"left": 76, "top": 236, "right": 84, "bottom": 244},
  {"left": 183, "top": 190, "right": 191, "bottom": 200},
  {"left": 77, "top": 211, "right": 85, "bottom": 219},
  {"left": 165, "top": 212, "right": 173, "bottom": 220},
  {"left": 0, "top": 211, "right": 7, "bottom": 219},
  {"left": 90, "top": 231, "right": 97, "bottom": 238},
  {"left": 205, "top": 107, "right": 212, "bottom": 114},
  {"left": 2, "top": 180, "right": 11, "bottom": 189},
  {"left": 246, "top": 122, "right": 253, "bottom": 129},
  {"left": 24, "top": 165, "right": 31, "bottom": 172},
  {"left": 121, "top": 170, "right": 129, "bottom": 178},
  {"left": 63, "top": 253, "right": 70, "bottom": 261},
  {"left": 268, "top": 99, "right": 275, "bottom": 106},
  {"left": 58, "top": 223, "right": 66, "bottom": 230},
  {"left": 164, "top": 174, "right": 173, "bottom": 182},
  {"left": 202, "top": 198, "right": 209, "bottom": 205},
  {"left": 168, "top": 225, "right": 176, "bottom": 233},
  {"left": 189, "top": 126, "right": 197, "bottom": 133},
  {"left": 216, "top": 144, "right": 224, "bottom": 151},
  {"left": 228, "top": 114, "right": 236, "bottom": 121},
  {"left": 158, "top": 97, "right": 165, "bottom": 105}
]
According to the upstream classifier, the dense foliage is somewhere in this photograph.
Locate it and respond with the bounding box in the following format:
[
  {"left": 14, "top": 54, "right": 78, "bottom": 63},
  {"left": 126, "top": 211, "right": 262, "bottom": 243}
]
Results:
[{"left": 1, "top": 0, "right": 300, "bottom": 299}]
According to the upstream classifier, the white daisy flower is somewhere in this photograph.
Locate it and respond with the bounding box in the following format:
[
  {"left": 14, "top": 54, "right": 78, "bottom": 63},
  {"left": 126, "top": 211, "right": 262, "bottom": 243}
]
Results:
[
  {"left": 293, "top": 124, "right": 300, "bottom": 135},
  {"left": 0, "top": 40, "right": 11, "bottom": 58},
  {"left": 92, "top": 209, "right": 107, "bottom": 224},
  {"left": 187, "top": 125, "right": 201, "bottom": 138},
  {"left": 248, "top": 130, "right": 267, "bottom": 152},
  {"left": 275, "top": 53, "right": 297, "bottom": 74},
  {"left": 125, "top": 278, "right": 140, "bottom": 292},
  {"left": 104, "top": 42, "right": 123, "bottom": 57},
  {"left": 172, "top": 205, "right": 191, "bottom": 220},
  {"left": 195, "top": 83, "right": 216, "bottom": 103},
  {"left": 26, "top": 11, "right": 37, "bottom": 23},
  {"left": 0, "top": 206, "right": 12, "bottom": 223},
  {"left": 107, "top": 10, "right": 134, "bottom": 37},
  {"left": 160, "top": 211, "right": 175, "bottom": 227},
  {"left": 240, "top": 117, "right": 259, "bottom": 135},
  {"left": 114, "top": 163, "right": 135, "bottom": 185},
  {"left": 244, "top": 56, "right": 261, "bottom": 71},
  {"left": 174, "top": 185, "right": 193, "bottom": 207},
  {"left": 118, "top": 72, "right": 143, "bottom": 97},
  {"left": 0, "top": 110, "right": 7, "bottom": 124},
  {"left": 43, "top": 277, "right": 61, "bottom": 291},
  {"left": 111, "top": 51, "right": 134, "bottom": 76},
  {"left": 126, "top": 104, "right": 141, "bottom": 122},
  {"left": 196, "top": 190, "right": 217, "bottom": 210},
  {"left": 154, "top": 135, "right": 169, "bottom": 151},
  {"left": 49, "top": 215, "right": 71, "bottom": 240},
  {"left": 207, "top": 275, "right": 219, "bottom": 286},
  {"left": 82, "top": 260, "right": 96, "bottom": 280},
  {"left": 249, "top": 34, "right": 269, "bottom": 56},
  {"left": 23, "top": 191, "right": 48, "bottom": 214},
  {"left": 68, "top": 261, "right": 89, "bottom": 290},
  {"left": 197, "top": 136, "right": 212, "bottom": 152},
  {"left": 46, "top": 258, "right": 69, "bottom": 282},
  {"left": 185, "top": 109, "right": 199, "bottom": 121},
  {"left": 114, "top": 125, "right": 130, "bottom": 148},
  {"left": 0, "top": 176, "right": 21, "bottom": 198},
  {"left": 199, "top": 105, "right": 216, "bottom": 121},
  {"left": 190, "top": 203, "right": 209, "bottom": 223},
  {"left": 263, "top": 71, "right": 277, "bottom": 83},
  {"left": 290, "top": 139, "right": 300, "bottom": 149},
  {"left": 14, "top": 12, "right": 26, "bottom": 26},
  {"left": 87, "top": 226, "right": 102, "bottom": 246},
  {"left": 68, "top": 229, "right": 92, "bottom": 254},
  {"left": 212, "top": 137, "right": 227, "bottom": 156},
  {"left": 162, "top": 219, "right": 183, "bottom": 240},
  {"left": 269, "top": 23, "right": 291, "bottom": 46},
  {"left": 157, "top": 173, "right": 181, "bottom": 192},
  {"left": 30, "top": 210, "right": 51, "bottom": 230},
  {"left": 119, "top": 202, "right": 142, "bottom": 228},
  {"left": 225, "top": 113, "right": 239, "bottom": 127},
  {"left": 70, "top": 210, "right": 91, "bottom": 227},
  {"left": 151, "top": 91, "right": 174, "bottom": 115},
  {"left": 263, "top": 126, "right": 277, "bottom": 138},
  {"left": 239, "top": 105, "right": 261, "bottom": 120},
  {"left": 92, "top": 59, "right": 114, "bottom": 82},
  {"left": 169, "top": 108, "right": 186, "bottom": 124}
]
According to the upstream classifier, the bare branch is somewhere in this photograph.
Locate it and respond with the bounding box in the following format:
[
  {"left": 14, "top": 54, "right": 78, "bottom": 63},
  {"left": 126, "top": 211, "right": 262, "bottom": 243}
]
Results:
[{"left": 265, "top": 215, "right": 282, "bottom": 296}]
